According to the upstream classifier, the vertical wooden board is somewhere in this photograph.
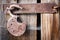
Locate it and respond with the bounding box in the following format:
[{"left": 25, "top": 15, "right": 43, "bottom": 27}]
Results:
[
  {"left": 49, "top": 0, "right": 59, "bottom": 40},
  {"left": 41, "top": 0, "right": 59, "bottom": 40},
  {"left": 41, "top": 0, "right": 53, "bottom": 40},
  {"left": 52, "top": 13, "right": 59, "bottom": 40},
  {"left": 41, "top": 14, "right": 53, "bottom": 40},
  {"left": 0, "top": 4, "right": 9, "bottom": 40},
  {"left": 59, "top": 1, "right": 60, "bottom": 40},
  {"left": 6, "top": 0, "right": 16, "bottom": 3},
  {"left": 6, "top": 0, "right": 37, "bottom": 40}
]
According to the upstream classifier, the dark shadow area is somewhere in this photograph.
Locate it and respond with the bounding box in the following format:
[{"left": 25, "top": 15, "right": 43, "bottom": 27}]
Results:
[
  {"left": 17, "top": 0, "right": 19, "bottom": 3},
  {"left": 37, "top": 13, "right": 41, "bottom": 40},
  {"left": 37, "top": 0, "right": 41, "bottom": 40},
  {"left": 17, "top": 17, "right": 22, "bottom": 23}
]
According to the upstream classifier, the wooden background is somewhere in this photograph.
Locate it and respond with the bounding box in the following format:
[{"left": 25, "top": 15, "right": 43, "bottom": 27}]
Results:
[
  {"left": 1, "top": 0, "right": 37, "bottom": 40},
  {"left": 0, "top": 0, "right": 60, "bottom": 40}
]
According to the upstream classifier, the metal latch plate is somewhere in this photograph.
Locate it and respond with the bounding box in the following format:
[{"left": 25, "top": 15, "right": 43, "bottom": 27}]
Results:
[{"left": 3, "top": 3, "right": 58, "bottom": 14}]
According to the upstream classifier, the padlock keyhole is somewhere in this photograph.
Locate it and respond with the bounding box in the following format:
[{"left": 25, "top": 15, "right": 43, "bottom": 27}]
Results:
[{"left": 17, "top": 17, "right": 22, "bottom": 23}]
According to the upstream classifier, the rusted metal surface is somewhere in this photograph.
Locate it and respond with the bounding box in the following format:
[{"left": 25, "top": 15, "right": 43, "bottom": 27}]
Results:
[
  {"left": 3, "top": 3, "right": 58, "bottom": 14},
  {"left": 7, "top": 16, "right": 26, "bottom": 36}
]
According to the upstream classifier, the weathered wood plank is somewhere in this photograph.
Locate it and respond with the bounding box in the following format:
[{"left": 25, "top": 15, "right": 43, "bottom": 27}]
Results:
[
  {"left": 51, "top": 0, "right": 59, "bottom": 40},
  {"left": 10, "top": 0, "right": 17, "bottom": 3},
  {"left": 51, "top": 13, "right": 59, "bottom": 40},
  {"left": 41, "top": 0, "right": 53, "bottom": 40},
  {"left": 6, "top": 0, "right": 17, "bottom": 3},
  {"left": 18, "top": 0, "right": 37, "bottom": 4},
  {"left": 6, "top": 0, "right": 37, "bottom": 4},
  {"left": 41, "top": 14, "right": 53, "bottom": 40},
  {"left": 0, "top": 4, "right": 9, "bottom": 40},
  {"left": 41, "top": 0, "right": 59, "bottom": 40},
  {"left": 59, "top": 1, "right": 60, "bottom": 40}
]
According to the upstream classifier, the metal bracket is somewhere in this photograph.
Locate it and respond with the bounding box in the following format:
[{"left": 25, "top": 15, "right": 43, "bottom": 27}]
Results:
[{"left": 4, "top": 3, "right": 59, "bottom": 14}]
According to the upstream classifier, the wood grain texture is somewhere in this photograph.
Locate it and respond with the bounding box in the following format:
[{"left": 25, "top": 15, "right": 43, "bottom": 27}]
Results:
[
  {"left": 41, "top": 0, "right": 53, "bottom": 40},
  {"left": 6, "top": 0, "right": 17, "bottom": 3},
  {"left": 49, "top": 0, "right": 59, "bottom": 40},
  {"left": 0, "top": 4, "right": 9, "bottom": 40},
  {"left": 41, "top": 0, "right": 59, "bottom": 40},
  {"left": 51, "top": 13, "right": 59, "bottom": 40},
  {"left": 18, "top": 0, "right": 37, "bottom": 4},
  {"left": 41, "top": 14, "right": 53, "bottom": 40},
  {"left": 6, "top": 0, "right": 37, "bottom": 4},
  {"left": 1, "top": 0, "right": 59, "bottom": 40},
  {"left": 59, "top": 1, "right": 60, "bottom": 40}
]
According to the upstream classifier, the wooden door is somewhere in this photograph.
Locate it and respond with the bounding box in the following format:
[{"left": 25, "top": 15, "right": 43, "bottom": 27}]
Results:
[{"left": 0, "top": 0, "right": 59, "bottom": 40}]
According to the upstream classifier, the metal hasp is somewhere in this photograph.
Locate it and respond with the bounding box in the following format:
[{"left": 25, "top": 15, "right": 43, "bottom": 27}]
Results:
[{"left": 9, "top": 3, "right": 59, "bottom": 14}]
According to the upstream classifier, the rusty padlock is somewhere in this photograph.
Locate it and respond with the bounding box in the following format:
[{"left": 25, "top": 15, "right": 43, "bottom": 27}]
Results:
[{"left": 6, "top": 4, "right": 26, "bottom": 36}]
